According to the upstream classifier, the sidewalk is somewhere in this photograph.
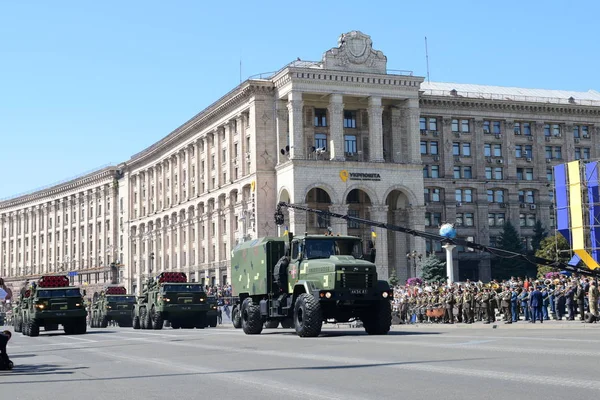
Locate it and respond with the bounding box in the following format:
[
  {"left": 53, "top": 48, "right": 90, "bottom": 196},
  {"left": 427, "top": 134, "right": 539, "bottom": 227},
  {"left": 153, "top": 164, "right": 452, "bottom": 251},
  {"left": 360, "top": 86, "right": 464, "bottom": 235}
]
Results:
[{"left": 393, "top": 320, "right": 600, "bottom": 330}]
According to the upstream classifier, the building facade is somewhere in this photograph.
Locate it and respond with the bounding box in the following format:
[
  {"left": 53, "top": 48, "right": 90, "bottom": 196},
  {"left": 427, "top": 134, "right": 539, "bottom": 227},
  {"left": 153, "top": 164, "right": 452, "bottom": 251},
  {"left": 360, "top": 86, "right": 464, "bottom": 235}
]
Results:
[{"left": 2, "top": 31, "right": 600, "bottom": 294}]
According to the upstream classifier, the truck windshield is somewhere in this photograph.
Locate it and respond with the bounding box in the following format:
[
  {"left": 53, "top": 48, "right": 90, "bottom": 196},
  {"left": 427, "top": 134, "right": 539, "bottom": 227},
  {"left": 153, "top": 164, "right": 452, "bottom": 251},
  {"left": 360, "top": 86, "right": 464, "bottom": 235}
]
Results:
[
  {"left": 304, "top": 239, "right": 363, "bottom": 259},
  {"left": 109, "top": 295, "right": 136, "bottom": 303},
  {"left": 36, "top": 289, "right": 82, "bottom": 298},
  {"left": 162, "top": 285, "right": 204, "bottom": 293}
]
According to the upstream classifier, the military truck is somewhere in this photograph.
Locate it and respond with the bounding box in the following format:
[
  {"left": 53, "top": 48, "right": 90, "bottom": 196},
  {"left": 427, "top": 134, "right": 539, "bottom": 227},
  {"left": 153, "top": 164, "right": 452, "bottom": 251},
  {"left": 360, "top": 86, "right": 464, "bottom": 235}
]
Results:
[
  {"left": 132, "top": 272, "right": 210, "bottom": 330},
  {"left": 230, "top": 232, "right": 393, "bottom": 338},
  {"left": 17, "top": 275, "right": 87, "bottom": 336},
  {"left": 90, "top": 286, "right": 136, "bottom": 328}
]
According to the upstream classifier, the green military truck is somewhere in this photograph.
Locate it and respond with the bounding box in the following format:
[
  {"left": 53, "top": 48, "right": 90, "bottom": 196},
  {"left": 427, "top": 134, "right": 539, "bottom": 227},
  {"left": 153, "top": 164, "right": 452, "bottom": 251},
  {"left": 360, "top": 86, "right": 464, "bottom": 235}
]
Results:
[
  {"left": 15, "top": 275, "right": 87, "bottom": 336},
  {"left": 230, "top": 232, "right": 393, "bottom": 338},
  {"left": 132, "top": 272, "right": 210, "bottom": 330},
  {"left": 90, "top": 286, "right": 136, "bottom": 328}
]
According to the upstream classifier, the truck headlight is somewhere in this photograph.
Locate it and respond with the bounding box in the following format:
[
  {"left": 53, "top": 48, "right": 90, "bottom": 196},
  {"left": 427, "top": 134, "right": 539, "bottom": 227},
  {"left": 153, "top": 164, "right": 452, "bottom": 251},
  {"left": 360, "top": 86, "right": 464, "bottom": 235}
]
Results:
[
  {"left": 325, "top": 292, "right": 332, "bottom": 299},
  {"left": 382, "top": 292, "right": 389, "bottom": 298},
  {"left": 35, "top": 304, "right": 45, "bottom": 309}
]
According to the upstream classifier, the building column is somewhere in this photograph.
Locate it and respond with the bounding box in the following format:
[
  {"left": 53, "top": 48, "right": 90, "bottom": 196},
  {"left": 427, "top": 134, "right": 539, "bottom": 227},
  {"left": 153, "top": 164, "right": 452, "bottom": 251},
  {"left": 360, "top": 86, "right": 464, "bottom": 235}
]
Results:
[
  {"left": 564, "top": 123, "right": 575, "bottom": 162},
  {"left": 204, "top": 135, "right": 212, "bottom": 192},
  {"left": 287, "top": 91, "right": 304, "bottom": 160},
  {"left": 368, "top": 205, "right": 389, "bottom": 280},
  {"left": 328, "top": 204, "right": 349, "bottom": 235},
  {"left": 328, "top": 94, "right": 345, "bottom": 161},
  {"left": 276, "top": 101, "right": 289, "bottom": 164},
  {"left": 368, "top": 96, "right": 385, "bottom": 162},
  {"left": 407, "top": 206, "right": 427, "bottom": 277},
  {"left": 403, "top": 98, "right": 421, "bottom": 164},
  {"left": 390, "top": 107, "right": 403, "bottom": 163}
]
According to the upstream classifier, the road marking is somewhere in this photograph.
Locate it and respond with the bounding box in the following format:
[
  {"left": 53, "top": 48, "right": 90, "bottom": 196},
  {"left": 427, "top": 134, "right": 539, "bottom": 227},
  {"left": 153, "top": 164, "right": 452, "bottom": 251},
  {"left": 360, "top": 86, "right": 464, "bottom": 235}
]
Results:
[{"left": 58, "top": 335, "right": 98, "bottom": 343}]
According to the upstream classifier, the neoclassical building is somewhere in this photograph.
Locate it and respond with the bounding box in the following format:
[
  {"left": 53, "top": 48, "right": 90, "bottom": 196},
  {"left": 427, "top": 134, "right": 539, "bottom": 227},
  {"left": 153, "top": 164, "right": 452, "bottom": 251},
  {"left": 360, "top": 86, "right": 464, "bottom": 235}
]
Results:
[{"left": 2, "top": 31, "right": 600, "bottom": 294}]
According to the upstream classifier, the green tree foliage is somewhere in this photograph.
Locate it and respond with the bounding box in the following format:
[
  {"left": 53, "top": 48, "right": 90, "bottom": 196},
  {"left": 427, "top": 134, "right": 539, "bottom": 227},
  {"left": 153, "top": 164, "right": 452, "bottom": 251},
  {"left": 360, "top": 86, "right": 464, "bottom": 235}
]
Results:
[
  {"left": 492, "top": 221, "right": 532, "bottom": 279},
  {"left": 531, "top": 220, "right": 548, "bottom": 255},
  {"left": 535, "top": 234, "right": 572, "bottom": 278},
  {"left": 420, "top": 253, "right": 447, "bottom": 283}
]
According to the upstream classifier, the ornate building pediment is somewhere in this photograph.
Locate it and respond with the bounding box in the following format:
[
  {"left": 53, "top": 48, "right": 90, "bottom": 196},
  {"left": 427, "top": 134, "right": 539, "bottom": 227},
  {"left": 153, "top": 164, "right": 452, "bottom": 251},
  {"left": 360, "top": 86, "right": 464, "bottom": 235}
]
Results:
[{"left": 322, "top": 31, "right": 387, "bottom": 74}]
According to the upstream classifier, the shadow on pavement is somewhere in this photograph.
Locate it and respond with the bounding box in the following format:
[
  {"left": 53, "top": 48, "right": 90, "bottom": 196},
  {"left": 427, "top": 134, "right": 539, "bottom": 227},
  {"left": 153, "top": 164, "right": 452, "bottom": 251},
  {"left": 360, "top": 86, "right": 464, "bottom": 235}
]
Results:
[
  {"left": 0, "top": 357, "right": 489, "bottom": 385},
  {"left": 261, "top": 330, "right": 442, "bottom": 337},
  {"left": 9, "top": 354, "right": 37, "bottom": 359},
  {"left": 0, "top": 363, "right": 88, "bottom": 378}
]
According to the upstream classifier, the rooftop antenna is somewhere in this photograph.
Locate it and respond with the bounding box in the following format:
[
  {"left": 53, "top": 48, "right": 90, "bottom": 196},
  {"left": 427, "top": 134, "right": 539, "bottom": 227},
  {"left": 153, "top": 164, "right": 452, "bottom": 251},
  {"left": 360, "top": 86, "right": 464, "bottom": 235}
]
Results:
[{"left": 425, "top": 36, "right": 430, "bottom": 84}]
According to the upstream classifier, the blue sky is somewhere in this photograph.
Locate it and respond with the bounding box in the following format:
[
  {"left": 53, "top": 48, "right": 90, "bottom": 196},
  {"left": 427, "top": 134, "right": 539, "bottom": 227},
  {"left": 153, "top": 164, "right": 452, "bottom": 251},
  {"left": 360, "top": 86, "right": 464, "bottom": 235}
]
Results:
[{"left": 1, "top": 0, "right": 599, "bottom": 200}]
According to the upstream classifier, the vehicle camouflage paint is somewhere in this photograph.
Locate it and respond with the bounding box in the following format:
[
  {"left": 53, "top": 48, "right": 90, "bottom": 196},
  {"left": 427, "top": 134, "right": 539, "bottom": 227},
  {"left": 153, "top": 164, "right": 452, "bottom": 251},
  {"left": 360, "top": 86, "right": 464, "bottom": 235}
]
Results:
[
  {"left": 15, "top": 275, "right": 87, "bottom": 336},
  {"left": 132, "top": 272, "right": 210, "bottom": 330},
  {"left": 230, "top": 233, "right": 393, "bottom": 337},
  {"left": 90, "top": 286, "right": 136, "bottom": 328}
]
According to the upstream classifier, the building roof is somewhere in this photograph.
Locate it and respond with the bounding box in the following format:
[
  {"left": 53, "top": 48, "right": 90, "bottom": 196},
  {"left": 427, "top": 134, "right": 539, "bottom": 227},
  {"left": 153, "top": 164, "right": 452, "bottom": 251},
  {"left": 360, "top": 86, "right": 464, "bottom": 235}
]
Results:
[{"left": 421, "top": 81, "right": 600, "bottom": 106}]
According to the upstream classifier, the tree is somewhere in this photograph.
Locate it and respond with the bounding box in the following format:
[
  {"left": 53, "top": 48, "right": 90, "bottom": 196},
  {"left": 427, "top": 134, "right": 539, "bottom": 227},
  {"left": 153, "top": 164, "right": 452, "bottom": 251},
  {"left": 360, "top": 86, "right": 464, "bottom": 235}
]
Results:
[
  {"left": 420, "top": 253, "right": 447, "bottom": 283},
  {"left": 535, "top": 234, "right": 572, "bottom": 278},
  {"left": 492, "top": 220, "right": 531, "bottom": 279},
  {"left": 531, "top": 220, "right": 548, "bottom": 255},
  {"left": 388, "top": 268, "right": 399, "bottom": 287}
]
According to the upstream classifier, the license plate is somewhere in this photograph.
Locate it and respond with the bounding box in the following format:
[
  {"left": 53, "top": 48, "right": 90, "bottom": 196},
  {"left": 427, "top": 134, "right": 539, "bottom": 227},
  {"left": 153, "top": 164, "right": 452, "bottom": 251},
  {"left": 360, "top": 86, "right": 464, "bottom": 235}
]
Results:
[
  {"left": 181, "top": 306, "right": 191, "bottom": 310},
  {"left": 55, "top": 312, "right": 66, "bottom": 316},
  {"left": 350, "top": 289, "right": 368, "bottom": 295}
]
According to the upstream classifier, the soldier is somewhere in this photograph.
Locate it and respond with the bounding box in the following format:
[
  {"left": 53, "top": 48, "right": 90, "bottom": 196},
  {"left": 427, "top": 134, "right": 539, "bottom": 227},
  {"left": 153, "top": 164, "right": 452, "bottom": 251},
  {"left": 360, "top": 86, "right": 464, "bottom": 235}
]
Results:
[
  {"left": 499, "top": 286, "right": 512, "bottom": 324},
  {"left": 462, "top": 288, "right": 474, "bottom": 324},
  {"left": 576, "top": 280, "right": 586, "bottom": 321},
  {"left": 588, "top": 281, "right": 599, "bottom": 320},
  {"left": 455, "top": 288, "right": 463, "bottom": 323},
  {"left": 554, "top": 285, "right": 565, "bottom": 320},
  {"left": 444, "top": 289, "right": 455, "bottom": 324},
  {"left": 565, "top": 284, "right": 576, "bottom": 320},
  {"left": 481, "top": 288, "right": 492, "bottom": 324}
]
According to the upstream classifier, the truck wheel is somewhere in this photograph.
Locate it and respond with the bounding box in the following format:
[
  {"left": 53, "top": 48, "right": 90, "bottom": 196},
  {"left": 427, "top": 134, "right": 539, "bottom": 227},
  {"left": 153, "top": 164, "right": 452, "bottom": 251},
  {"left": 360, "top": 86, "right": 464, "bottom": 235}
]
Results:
[
  {"left": 281, "top": 318, "right": 294, "bottom": 329},
  {"left": 132, "top": 315, "right": 141, "bottom": 329},
  {"left": 362, "top": 301, "right": 392, "bottom": 335},
  {"left": 23, "top": 319, "right": 30, "bottom": 336},
  {"left": 241, "top": 299, "right": 263, "bottom": 335},
  {"left": 14, "top": 317, "right": 22, "bottom": 333},
  {"left": 152, "top": 309, "right": 164, "bottom": 330},
  {"left": 264, "top": 320, "right": 280, "bottom": 329},
  {"left": 232, "top": 306, "right": 242, "bottom": 329},
  {"left": 28, "top": 320, "right": 40, "bottom": 337},
  {"left": 75, "top": 318, "right": 87, "bottom": 334},
  {"left": 100, "top": 316, "right": 109, "bottom": 328},
  {"left": 294, "top": 293, "right": 322, "bottom": 338},
  {"left": 143, "top": 309, "right": 153, "bottom": 329}
]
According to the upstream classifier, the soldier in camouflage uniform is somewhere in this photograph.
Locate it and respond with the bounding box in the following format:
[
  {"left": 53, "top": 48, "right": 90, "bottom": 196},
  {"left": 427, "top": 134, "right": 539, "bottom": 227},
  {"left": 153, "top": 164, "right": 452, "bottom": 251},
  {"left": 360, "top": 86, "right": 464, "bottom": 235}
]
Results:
[
  {"left": 463, "top": 288, "right": 474, "bottom": 324},
  {"left": 455, "top": 289, "right": 463, "bottom": 323},
  {"left": 444, "top": 289, "right": 455, "bottom": 324},
  {"left": 500, "top": 286, "right": 512, "bottom": 324},
  {"left": 481, "top": 288, "right": 492, "bottom": 324}
]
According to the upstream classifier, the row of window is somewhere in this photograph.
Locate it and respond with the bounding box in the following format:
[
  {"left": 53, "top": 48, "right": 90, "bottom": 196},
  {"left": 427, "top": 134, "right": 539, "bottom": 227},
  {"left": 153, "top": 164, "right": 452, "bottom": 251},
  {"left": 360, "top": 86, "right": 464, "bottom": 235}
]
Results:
[
  {"left": 421, "top": 117, "right": 593, "bottom": 139},
  {"left": 424, "top": 188, "right": 552, "bottom": 205}
]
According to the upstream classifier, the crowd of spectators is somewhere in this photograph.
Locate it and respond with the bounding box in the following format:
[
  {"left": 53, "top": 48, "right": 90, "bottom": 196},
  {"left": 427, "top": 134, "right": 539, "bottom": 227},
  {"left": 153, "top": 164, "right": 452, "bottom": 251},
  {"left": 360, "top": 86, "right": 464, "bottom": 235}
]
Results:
[{"left": 392, "top": 274, "right": 599, "bottom": 324}]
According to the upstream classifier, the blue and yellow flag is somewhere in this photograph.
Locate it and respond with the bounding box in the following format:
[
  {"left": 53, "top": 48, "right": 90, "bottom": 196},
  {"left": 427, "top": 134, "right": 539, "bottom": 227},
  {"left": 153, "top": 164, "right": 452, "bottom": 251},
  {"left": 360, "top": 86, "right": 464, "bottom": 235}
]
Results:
[
  {"left": 371, "top": 227, "right": 377, "bottom": 238},
  {"left": 283, "top": 226, "right": 289, "bottom": 236}
]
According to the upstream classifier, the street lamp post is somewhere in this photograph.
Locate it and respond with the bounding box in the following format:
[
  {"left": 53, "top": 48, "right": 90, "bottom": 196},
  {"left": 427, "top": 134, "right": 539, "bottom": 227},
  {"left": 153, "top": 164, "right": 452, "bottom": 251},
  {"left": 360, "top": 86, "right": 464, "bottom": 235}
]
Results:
[{"left": 406, "top": 250, "right": 423, "bottom": 279}]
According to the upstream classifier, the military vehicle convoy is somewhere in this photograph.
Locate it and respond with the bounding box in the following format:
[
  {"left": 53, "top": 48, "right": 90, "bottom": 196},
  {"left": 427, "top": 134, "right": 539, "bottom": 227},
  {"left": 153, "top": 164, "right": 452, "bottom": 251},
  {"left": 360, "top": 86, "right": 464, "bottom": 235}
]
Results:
[
  {"left": 12, "top": 275, "right": 87, "bottom": 336},
  {"left": 230, "top": 204, "right": 393, "bottom": 338},
  {"left": 132, "top": 272, "right": 210, "bottom": 330},
  {"left": 90, "top": 286, "right": 136, "bottom": 328}
]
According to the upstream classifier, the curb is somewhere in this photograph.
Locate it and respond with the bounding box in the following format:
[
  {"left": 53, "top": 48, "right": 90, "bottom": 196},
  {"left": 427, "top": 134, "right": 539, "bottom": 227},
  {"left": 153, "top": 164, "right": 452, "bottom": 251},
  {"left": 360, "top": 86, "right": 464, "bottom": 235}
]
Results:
[{"left": 391, "top": 322, "right": 600, "bottom": 330}]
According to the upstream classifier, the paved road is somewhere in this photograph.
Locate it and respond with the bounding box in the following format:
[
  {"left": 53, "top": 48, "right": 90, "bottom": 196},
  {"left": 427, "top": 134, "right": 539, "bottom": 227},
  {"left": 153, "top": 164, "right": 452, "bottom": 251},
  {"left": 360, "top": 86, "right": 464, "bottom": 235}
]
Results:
[{"left": 2, "top": 323, "right": 600, "bottom": 400}]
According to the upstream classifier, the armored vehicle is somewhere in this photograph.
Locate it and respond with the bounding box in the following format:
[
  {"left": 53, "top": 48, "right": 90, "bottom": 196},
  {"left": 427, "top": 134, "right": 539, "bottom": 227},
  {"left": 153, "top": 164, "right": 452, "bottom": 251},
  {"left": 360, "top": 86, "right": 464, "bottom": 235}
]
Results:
[
  {"left": 90, "top": 286, "right": 136, "bottom": 328},
  {"left": 132, "top": 272, "right": 209, "bottom": 330},
  {"left": 206, "top": 296, "right": 218, "bottom": 327},
  {"left": 230, "top": 232, "right": 393, "bottom": 338},
  {"left": 18, "top": 275, "right": 87, "bottom": 336}
]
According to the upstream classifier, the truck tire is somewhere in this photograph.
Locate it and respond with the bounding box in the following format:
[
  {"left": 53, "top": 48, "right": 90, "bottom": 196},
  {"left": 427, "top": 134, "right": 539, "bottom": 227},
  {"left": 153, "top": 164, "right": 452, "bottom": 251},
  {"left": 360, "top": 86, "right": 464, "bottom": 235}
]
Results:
[
  {"left": 14, "top": 317, "right": 22, "bottom": 333},
  {"left": 232, "top": 306, "right": 242, "bottom": 329},
  {"left": 23, "top": 318, "right": 30, "bottom": 336},
  {"left": 294, "top": 293, "right": 322, "bottom": 338},
  {"left": 264, "top": 320, "right": 280, "bottom": 329},
  {"left": 152, "top": 309, "right": 164, "bottom": 330},
  {"left": 132, "top": 315, "right": 141, "bottom": 329},
  {"left": 362, "top": 301, "right": 392, "bottom": 335},
  {"left": 281, "top": 318, "right": 294, "bottom": 329},
  {"left": 241, "top": 299, "right": 263, "bottom": 335},
  {"left": 100, "top": 316, "right": 109, "bottom": 328},
  {"left": 28, "top": 320, "right": 40, "bottom": 337}
]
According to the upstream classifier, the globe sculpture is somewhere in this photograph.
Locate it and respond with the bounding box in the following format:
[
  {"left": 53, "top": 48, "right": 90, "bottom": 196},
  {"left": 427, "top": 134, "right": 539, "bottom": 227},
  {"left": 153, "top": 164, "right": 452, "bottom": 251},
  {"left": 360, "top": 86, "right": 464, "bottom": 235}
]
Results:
[{"left": 439, "top": 223, "right": 457, "bottom": 239}]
